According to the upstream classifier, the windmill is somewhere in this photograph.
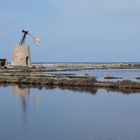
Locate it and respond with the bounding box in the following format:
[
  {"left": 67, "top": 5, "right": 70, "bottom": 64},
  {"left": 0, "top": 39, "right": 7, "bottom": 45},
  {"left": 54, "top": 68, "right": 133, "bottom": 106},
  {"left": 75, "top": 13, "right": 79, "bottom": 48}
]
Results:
[
  {"left": 19, "top": 30, "right": 40, "bottom": 46},
  {"left": 12, "top": 30, "right": 40, "bottom": 66}
]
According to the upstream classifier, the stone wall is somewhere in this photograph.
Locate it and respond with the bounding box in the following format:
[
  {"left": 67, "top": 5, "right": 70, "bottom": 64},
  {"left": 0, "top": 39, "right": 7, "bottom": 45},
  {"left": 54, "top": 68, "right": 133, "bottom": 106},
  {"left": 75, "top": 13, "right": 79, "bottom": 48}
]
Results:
[{"left": 12, "top": 45, "right": 31, "bottom": 66}]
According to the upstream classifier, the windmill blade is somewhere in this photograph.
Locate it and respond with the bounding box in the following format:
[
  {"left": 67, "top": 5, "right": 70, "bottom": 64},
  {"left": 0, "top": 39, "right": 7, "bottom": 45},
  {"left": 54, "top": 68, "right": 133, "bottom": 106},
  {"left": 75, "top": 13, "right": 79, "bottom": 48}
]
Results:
[{"left": 32, "top": 36, "right": 41, "bottom": 46}]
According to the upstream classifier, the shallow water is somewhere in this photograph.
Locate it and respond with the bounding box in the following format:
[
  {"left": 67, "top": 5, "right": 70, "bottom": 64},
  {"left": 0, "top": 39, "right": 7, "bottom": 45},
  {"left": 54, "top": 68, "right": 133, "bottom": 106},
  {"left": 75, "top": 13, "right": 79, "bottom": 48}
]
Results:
[
  {"left": 48, "top": 69, "right": 140, "bottom": 82},
  {"left": 0, "top": 85, "right": 140, "bottom": 140}
]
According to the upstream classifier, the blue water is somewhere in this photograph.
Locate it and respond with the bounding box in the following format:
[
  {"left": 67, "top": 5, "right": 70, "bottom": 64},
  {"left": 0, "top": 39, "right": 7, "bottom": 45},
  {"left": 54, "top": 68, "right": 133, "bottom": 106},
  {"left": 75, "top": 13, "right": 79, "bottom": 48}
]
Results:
[
  {"left": 47, "top": 69, "right": 140, "bottom": 82},
  {"left": 32, "top": 62, "right": 140, "bottom": 82},
  {"left": 0, "top": 85, "right": 140, "bottom": 140}
]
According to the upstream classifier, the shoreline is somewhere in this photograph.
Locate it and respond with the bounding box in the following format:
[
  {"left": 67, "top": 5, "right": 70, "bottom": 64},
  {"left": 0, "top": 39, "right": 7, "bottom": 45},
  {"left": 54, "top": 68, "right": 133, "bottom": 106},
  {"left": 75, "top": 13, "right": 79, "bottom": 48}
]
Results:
[
  {"left": 6, "top": 63, "right": 140, "bottom": 71},
  {"left": 0, "top": 63, "right": 140, "bottom": 94},
  {"left": 0, "top": 71, "right": 140, "bottom": 94},
  {"left": 31, "top": 63, "right": 140, "bottom": 69}
]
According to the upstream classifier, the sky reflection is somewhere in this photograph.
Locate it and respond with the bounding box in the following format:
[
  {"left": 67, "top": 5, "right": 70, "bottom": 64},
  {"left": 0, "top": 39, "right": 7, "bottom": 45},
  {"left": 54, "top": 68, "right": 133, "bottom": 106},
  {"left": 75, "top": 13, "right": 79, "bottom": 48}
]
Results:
[{"left": 0, "top": 85, "right": 140, "bottom": 140}]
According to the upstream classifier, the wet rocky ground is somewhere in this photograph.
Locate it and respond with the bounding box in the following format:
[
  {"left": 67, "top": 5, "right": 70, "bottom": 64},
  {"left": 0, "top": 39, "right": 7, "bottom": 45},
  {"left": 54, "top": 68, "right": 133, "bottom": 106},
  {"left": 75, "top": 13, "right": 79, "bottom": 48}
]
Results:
[{"left": 0, "top": 63, "right": 140, "bottom": 94}]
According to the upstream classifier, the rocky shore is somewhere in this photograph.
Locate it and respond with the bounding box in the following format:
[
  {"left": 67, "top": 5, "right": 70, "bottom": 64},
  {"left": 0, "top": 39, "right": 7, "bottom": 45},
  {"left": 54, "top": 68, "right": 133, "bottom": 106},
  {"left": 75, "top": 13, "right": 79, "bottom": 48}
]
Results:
[
  {"left": 0, "top": 67, "right": 140, "bottom": 93},
  {"left": 0, "top": 63, "right": 140, "bottom": 94},
  {"left": 31, "top": 63, "right": 140, "bottom": 69}
]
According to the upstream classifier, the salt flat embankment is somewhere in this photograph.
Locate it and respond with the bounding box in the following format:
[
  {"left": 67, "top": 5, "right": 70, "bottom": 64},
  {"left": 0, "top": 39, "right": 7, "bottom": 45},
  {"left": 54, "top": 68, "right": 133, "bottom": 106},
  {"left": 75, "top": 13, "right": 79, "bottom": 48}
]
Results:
[
  {"left": 1, "top": 64, "right": 140, "bottom": 94},
  {"left": 32, "top": 63, "right": 140, "bottom": 69}
]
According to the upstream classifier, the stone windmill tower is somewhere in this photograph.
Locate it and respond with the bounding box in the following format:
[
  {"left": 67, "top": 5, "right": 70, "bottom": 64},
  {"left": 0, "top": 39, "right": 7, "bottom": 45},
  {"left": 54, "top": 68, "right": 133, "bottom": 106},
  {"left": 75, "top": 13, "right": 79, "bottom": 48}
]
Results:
[{"left": 12, "top": 30, "right": 40, "bottom": 66}]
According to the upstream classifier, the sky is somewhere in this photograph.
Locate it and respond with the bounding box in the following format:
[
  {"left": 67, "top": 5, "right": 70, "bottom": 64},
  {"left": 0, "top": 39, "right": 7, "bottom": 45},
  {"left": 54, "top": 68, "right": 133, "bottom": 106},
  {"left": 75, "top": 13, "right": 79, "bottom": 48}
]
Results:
[{"left": 0, "top": 0, "right": 140, "bottom": 62}]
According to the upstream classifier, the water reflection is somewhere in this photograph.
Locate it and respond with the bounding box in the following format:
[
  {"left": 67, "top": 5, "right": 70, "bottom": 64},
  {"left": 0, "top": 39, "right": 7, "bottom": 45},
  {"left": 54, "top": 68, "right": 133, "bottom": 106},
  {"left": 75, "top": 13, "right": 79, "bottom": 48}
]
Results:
[
  {"left": 1, "top": 84, "right": 140, "bottom": 140},
  {"left": 11, "top": 83, "right": 140, "bottom": 98},
  {"left": 12, "top": 85, "right": 30, "bottom": 112},
  {"left": 12, "top": 85, "right": 30, "bottom": 124},
  {"left": 59, "top": 86, "right": 97, "bottom": 95},
  {"left": 33, "top": 95, "right": 40, "bottom": 111},
  {"left": 12, "top": 85, "right": 41, "bottom": 110}
]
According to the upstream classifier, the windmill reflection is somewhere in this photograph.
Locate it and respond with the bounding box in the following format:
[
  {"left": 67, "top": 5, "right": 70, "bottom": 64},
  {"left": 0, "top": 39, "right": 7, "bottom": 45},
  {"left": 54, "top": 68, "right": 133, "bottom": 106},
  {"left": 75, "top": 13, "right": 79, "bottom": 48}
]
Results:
[
  {"left": 12, "top": 85, "right": 30, "bottom": 124},
  {"left": 12, "top": 84, "right": 41, "bottom": 115},
  {"left": 13, "top": 85, "right": 30, "bottom": 112}
]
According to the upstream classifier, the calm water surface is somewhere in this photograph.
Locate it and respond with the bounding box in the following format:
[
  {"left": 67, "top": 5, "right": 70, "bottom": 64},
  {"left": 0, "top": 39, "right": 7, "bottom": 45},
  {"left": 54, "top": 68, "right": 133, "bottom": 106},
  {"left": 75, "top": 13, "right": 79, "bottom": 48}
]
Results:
[
  {"left": 49, "top": 69, "right": 140, "bottom": 82},
  {"left": 0, "top": 85, "right": 140, "bottom": 140}
]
